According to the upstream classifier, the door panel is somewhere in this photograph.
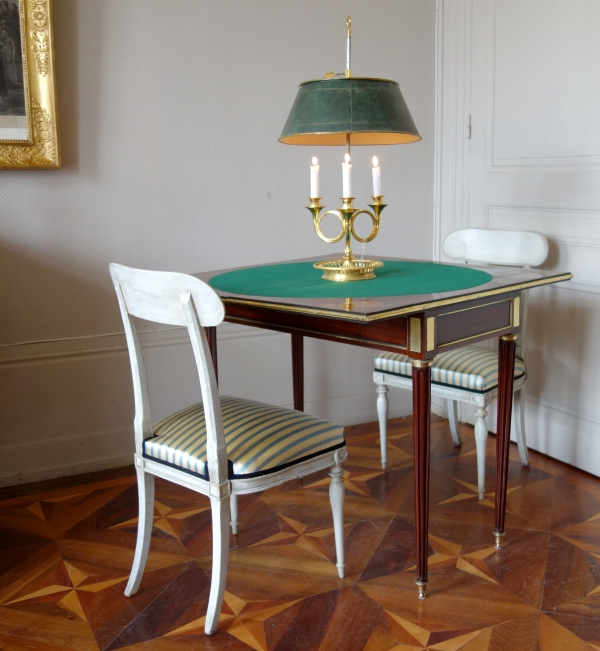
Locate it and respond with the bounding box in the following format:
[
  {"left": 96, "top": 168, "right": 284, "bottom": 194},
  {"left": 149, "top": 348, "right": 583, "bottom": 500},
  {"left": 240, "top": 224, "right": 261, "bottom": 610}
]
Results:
[{"left": 437, "top": 0, "right": 600, "bottom": 475}]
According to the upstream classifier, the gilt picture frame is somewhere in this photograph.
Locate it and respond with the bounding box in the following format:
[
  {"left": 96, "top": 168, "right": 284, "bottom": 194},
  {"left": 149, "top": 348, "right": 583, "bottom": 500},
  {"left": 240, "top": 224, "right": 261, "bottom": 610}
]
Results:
[{"left": 0, "top": 0, "right": 59, "bottom": 169}]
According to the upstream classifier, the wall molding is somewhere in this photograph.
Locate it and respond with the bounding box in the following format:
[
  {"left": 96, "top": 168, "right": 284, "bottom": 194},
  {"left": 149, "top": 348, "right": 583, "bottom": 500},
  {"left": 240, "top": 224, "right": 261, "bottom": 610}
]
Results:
[
  {"left": 0, "top": 322, "right": 276, "bottom": 367},
  {"left": 0, "top": 394, "right": 415, "bottom": 488},
  {"left": 485, "top": 204, "right": 600, "bottom": 294},
  {"left": 0, "top": 322, "right": 417, "bottom": 488},
  {"left": 485, "top": 0, "right": 600, "bottom": 173},
  {"left": 435, "top": 0, "right": 473, "bottom": 261}
]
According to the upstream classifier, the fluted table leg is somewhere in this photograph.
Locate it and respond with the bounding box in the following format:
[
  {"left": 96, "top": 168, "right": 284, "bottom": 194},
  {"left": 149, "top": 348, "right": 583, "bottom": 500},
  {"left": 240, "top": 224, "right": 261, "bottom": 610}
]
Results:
[
  {"left": 412, "top": 359, "right": 433, "bottom": 599},
  {"left": 292, "top": 333, "right": 304, "bottom": 412},
  {"left": 494, "top": 334, "right": 517, "bottom": 549}
]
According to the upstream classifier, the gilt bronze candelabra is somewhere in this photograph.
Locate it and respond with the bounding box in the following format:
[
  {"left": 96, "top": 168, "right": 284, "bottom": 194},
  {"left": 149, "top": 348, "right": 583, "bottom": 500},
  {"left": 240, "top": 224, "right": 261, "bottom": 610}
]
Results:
[{"left": 306, "top": 195, "right": 387, "bottom": 281}]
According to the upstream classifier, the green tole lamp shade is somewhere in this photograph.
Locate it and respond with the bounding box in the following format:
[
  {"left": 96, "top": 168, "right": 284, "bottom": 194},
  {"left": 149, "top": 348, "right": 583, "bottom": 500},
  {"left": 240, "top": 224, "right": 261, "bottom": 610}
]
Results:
[{"left": 279, "top": 77, "right": 421, "bottom": 146}]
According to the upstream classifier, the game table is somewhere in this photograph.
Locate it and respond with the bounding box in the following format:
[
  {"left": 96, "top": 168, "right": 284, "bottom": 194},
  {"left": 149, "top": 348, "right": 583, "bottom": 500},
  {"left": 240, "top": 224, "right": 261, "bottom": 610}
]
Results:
[{"left": 197, "top": 255, "right": 572, "bottom": 598}]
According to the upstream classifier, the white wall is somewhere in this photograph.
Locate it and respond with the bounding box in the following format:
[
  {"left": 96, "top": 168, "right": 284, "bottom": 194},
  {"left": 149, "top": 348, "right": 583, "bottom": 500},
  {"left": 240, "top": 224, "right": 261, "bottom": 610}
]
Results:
[{"left": 0, "top": 0, "right": 436, "bottom": 486}]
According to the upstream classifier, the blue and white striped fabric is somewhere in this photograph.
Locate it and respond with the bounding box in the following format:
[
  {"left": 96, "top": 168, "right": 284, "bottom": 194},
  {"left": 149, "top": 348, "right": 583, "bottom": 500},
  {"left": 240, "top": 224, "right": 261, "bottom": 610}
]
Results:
[
  {"left": 143, "top": 396, "right": 345, "bottom": 480},
  {"left": 374, "top": 346, "right": 526, "bottom": 393}
]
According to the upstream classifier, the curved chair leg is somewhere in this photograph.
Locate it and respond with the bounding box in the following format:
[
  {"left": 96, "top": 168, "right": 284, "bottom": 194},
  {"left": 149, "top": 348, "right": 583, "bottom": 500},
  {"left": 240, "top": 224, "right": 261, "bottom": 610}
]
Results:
[
  {"left": 514, "top": 388, "right": 530, "bottom": 466},
  {"left": 447, "top": 399, "right": 462, "bottom": 447},
  {"left": 125, "top": 468, "right": 155, "bottom": 597},
  {"left": 329, "top": 461, "right": 345, "bottom": 579},
  {"left": 376, "top": 381, "right": 389, "bottom": 470},
  {"left": 474, "top": 405, "right": 488, "bottom": 501},
  {"left": 230, "top": 492, "right": 239, "bottom": 535},
  {"left": 205, "top": 495, "right": 231, "bottom": 635}
]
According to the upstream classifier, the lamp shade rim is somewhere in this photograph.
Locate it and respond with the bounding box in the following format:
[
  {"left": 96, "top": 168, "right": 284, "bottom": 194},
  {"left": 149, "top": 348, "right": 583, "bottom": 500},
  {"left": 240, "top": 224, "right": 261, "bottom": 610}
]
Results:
[
  {"left": 278, "top": 131, "right": 422, "bottom": 146},
  {"left": 299, "top": 76, "right": 400, "bottom": 86}
]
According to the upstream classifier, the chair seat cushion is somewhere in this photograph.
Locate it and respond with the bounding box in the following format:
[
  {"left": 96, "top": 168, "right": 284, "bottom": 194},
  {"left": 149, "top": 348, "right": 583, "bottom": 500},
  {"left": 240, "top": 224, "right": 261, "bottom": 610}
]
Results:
[
  {"left": 143, "top": 396, "right": 345, "bottom": 480},
  {"left": 374, "top": 346, "right": 526, "bottom": 393}
]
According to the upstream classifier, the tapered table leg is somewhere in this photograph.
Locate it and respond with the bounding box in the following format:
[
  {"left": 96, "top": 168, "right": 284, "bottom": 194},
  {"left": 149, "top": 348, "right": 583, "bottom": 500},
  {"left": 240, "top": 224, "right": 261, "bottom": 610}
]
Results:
[
  {"left": 412, "top": 359, "right": 433, "bottom": 599},
  {"left": 494, "top": 334, "right": 518, "bottom": 549},
  {"left": 292, "top": 333, "right": 304, "bottom": 412},
  {"left": 205, "top": 326, "right": 218, "bottom": 385}
]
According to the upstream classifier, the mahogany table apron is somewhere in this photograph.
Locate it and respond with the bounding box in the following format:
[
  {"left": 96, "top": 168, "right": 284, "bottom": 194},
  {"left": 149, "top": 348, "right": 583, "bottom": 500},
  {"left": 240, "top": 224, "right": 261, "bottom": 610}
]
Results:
[{"left": 198, "top": 258, "right": 572, "bottom": 599}]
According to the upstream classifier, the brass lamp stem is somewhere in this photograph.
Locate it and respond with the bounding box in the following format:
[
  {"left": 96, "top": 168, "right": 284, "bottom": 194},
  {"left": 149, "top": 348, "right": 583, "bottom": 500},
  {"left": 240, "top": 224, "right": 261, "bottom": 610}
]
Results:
[{"left": 346, "top": 16, "right": 351, "bottom": 78}]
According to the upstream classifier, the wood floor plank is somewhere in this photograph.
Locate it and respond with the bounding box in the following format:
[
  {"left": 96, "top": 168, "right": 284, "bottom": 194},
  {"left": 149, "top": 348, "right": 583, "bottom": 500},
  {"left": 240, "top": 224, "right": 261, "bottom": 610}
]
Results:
[{"left": 0, "top": 417, "right": 597, "bottom": 651}]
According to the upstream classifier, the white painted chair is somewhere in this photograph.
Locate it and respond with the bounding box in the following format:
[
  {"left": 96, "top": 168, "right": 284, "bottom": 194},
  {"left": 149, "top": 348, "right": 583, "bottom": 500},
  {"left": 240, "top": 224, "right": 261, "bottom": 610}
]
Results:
[
  {"left": 373, "top": 229, "right": 548, "bottom": 499},
  {"left": 110, "top": 263, "right": 347, "bottom": 635}
]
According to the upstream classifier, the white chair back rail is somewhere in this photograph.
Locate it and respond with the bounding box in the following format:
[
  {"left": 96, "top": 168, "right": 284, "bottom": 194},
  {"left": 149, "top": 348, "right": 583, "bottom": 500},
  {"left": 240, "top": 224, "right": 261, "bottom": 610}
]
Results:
[{"left": 443, "top": 228, "right": 548, "bottom": 267}]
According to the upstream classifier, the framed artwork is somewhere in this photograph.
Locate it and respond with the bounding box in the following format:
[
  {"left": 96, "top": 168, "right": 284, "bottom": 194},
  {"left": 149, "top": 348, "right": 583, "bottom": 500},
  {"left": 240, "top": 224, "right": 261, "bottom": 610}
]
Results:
[{"left": 0, "top": 0, "right": 59, "bottom": 169}]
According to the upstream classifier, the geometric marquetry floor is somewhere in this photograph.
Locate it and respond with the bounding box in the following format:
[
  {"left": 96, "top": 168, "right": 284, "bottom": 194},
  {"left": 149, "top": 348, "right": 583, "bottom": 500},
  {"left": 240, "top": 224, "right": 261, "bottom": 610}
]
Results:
[{"left": 1, "top": 416, "right": 600, "bottom": 651}]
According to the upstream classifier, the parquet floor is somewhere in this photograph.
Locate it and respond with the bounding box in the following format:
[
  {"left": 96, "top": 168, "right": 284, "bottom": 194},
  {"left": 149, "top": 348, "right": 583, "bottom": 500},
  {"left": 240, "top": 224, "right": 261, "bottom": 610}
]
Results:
[{"left": 1, "top": 416, "right": 600, "bottom": 651}]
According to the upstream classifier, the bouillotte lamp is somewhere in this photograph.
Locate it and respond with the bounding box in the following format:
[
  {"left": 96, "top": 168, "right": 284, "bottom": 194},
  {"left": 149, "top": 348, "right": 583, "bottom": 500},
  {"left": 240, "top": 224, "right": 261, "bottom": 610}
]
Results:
[{"left": 279, "top": 17, "right": 421, "bottom": 281}]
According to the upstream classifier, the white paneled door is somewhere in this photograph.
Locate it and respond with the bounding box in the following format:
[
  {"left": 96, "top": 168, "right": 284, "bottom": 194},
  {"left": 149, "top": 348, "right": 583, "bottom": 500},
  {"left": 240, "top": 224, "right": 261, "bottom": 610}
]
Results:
[{"left": 437, "top": 0, "right": 600, "bottom": 475}]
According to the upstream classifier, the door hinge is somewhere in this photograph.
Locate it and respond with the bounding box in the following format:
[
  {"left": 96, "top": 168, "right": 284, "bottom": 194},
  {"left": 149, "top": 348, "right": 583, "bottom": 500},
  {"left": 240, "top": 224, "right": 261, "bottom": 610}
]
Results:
[{"left": 467, "top": 115, "right": 472, "bottom": 139}]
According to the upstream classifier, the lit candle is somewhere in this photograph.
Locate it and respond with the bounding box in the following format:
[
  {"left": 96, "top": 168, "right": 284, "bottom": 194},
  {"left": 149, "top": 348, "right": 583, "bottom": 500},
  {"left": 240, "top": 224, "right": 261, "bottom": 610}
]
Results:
[
  {"left": 310, "top": 157, "right": 320, "bottom": 198},
  {"left": 372, "top": 156, "right": 382, "bottom": 196},
  {"left": 342, "top": 153, "right": 352, "bottom": 198}
]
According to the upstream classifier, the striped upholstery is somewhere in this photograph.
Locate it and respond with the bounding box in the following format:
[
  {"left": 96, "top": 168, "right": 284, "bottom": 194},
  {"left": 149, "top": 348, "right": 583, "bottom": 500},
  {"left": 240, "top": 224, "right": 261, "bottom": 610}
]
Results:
[
  {"left": 144, "top": 396, "right": 345, "bottom": 480},
  {"left": 374, "top": 346, "right": 526, "bottom": 393}
]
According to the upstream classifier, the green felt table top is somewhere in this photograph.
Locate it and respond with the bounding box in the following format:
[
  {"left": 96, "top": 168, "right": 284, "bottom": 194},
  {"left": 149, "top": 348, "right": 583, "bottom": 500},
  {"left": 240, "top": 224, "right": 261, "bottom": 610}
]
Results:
[{"left": 208, "top": 260, "right": 493, "bottom": 299}]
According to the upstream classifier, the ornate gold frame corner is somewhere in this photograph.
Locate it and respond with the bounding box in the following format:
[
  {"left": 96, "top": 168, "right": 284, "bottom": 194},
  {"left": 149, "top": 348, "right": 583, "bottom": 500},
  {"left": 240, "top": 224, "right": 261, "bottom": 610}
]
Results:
[{"left": 0, "top": 0, "right": 60, "bottom": 169}]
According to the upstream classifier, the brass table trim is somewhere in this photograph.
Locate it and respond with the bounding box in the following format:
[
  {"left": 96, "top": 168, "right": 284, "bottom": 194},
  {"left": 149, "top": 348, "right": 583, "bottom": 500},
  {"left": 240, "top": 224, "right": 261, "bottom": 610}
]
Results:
[{"left": 221, "top": 273, "right": 573, "bottom": 323}]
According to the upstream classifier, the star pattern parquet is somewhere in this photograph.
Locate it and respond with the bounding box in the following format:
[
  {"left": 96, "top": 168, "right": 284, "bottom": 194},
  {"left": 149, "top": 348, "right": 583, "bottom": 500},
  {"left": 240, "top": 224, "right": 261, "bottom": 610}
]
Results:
[{"left": 1, "top": 416, "right": 599, "bottom": 650}]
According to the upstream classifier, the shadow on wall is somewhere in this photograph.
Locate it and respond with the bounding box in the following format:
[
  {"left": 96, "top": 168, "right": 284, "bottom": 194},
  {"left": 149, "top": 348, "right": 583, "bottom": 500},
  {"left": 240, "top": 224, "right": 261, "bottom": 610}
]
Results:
[
  {"left": 53, "top": 0, "right": 105, "bottom": 172},
  {"left": 0, "top": 244, "right": 119, "bottom": 344}
]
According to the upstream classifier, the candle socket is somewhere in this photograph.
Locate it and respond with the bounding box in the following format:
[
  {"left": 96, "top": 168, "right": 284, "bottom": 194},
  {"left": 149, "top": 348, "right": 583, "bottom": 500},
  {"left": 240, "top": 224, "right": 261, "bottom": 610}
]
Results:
[{"left": 306, "top": 195, "right": 387, "bottom": 281}]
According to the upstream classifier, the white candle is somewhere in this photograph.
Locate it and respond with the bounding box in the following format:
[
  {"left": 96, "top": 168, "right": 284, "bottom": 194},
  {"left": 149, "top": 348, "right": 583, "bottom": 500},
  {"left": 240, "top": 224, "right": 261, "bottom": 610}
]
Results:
[
  {"left": 310, "top": 157, "right": 320, "bottom": 198},
  {"left": 342, "top": 153, "right": 352, "bottom": 198},
  {"left": 372, "top": 156, "right": 382, "bottom": 196}
]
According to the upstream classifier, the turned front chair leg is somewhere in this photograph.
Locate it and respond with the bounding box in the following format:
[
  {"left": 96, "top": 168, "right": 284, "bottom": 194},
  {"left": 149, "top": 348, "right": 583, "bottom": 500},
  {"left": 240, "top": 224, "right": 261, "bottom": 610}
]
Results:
[
  {"left": 474, "top": 404, "right": 488, "bottom": 500},
  {"left": 230, "top": 492, "right": 239, "bottom": 535},
  {"left": 376, "top": 381, "right": 389, "bottom": 470},
  {"left": 412, "top": 359, "right": 433, "bottom": 599},
  {"left": 329, "top": 458, "right": 345, "bottom": 579},
  {"left": 514, "top": 388, "right": 530, "bottom": 466},
  {"left": 494, "top": 335, "right": 517, "bottom": 549}
]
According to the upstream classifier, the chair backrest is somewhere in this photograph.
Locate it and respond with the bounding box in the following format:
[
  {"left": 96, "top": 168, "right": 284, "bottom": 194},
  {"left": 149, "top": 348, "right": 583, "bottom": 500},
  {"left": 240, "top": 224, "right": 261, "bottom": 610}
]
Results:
[
  {"left": 109, "top": 263, "right": 228, "bottom": 486},
  {"left": 442, "top": 228, "right": 549, "bottom": 363}
]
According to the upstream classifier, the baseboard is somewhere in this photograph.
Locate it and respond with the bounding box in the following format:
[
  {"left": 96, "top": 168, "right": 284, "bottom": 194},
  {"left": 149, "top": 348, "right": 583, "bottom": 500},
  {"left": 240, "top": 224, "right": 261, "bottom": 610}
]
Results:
[
  {"left": 520, "top": 398, "right": 600, "bottom": 477},
  {"left": 0, "top": 427, "right": 134, "bottom": 488},
  {"left": 461, "top": 396, "right": 600, "bottom": 477},
  {"left": 0, "top": 398, "right": 414, "bottom": 489},
  {"left": 0, "top": 324, "right": 467, "bottom": 489},
  {"left": 0, "top": 323, "right": 418, "bottom": 488}
]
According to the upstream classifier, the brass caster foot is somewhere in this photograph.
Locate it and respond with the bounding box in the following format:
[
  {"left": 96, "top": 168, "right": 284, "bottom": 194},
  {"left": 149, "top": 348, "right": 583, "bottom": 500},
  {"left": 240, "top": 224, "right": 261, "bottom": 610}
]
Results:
[
  {"left": 416, "top": 580, "right": 428, "bottom": 600},
  {"left": 493, "top": 530, "right": 505, "bottom": 550}
]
